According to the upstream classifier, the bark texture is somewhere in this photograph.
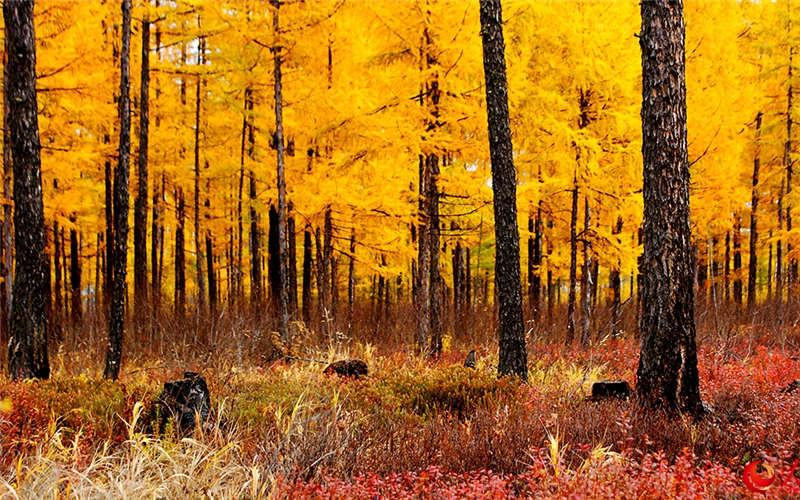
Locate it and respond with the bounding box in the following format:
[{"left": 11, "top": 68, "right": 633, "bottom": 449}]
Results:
[
  {"left": 5, "top": 0, "right": 49, "bottom": 380},
  {"left": 479, "top": 0, "right": 527, "bottom": 380},
  {"left": 105, "top": 0, "right": 132, "bottom": 380},
  {"left": 636, "top": 0, "right": 702, "bottom": 415}
]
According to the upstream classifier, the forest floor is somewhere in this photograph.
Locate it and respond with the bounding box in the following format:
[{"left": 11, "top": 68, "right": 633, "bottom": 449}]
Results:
[{"left": 0, "top": 330, "right": 799, "bottom": 498}]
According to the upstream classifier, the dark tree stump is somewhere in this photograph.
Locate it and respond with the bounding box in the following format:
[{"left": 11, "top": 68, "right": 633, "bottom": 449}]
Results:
[
  {"left": 323, "top": 359, "right": 368, "bottom": 379},
  {"left": 149, "top": 371, "right": 211, "bottom": 434},
  {"left": 464, "top": 350, "right": 477, "bottom": 369},
  {"left": 590, "top": 380, "right": 631, "bottom": 401},
  {"left": 782, "top": 380, "right": 800, "bottom": 394}
]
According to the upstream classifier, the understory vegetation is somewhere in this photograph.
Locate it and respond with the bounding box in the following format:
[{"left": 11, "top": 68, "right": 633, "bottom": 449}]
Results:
[{"left": 1, "top": 310, "right": 798, "bottom": 498}]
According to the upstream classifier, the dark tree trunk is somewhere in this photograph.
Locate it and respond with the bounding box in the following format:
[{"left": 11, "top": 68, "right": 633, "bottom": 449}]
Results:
[
  {"left": 324, "top": 206, "right": 335, "bottom": 334},
  {"left": 724, "top": 232, "right": 730, "bottom": 303},
  {"left": 1, "top": 31, "right": 13, "bottom": 347},
  {"left": 134, "top": 15, "right": 149, "bottom": 324},
  {"left": 427, "top": 155, "right": 442, "bottom": 356},
  {"left": 248, "top": 172, "right": 261, "bottom": 317},
  {"left": 53, "top": 222, "right": 63, "bottom": 332},
  {"left": 302, "top": 227, "right": 312, "bottom": 323},
  {"left": 206, "top": 233, "right": 216, "bottom": 318},
  {"left": 174, "top": 188, "right": 186, "bottom": 319},
  {"left": 235, "top": 90, "right": 250, "bottom": 309},
  {"left": 532, "top": 200, "right": 543, "bottom": 319},
  {"left": 748, "top": 112, "right": 762, "bottom": 307},
  {"left": 348, "top": 228, "right": 355, "bottom": 332},
  {"left": 104, "top": 157, "right": 113, "bottom": 316},
  {"left": 479, "top": 0, "right": 527, "bottom": 380},
  {"left": 272, "top": 0, "right": 291, "bottom": 342},
  {"left": 268, "top": 205, "right": 280, "bottom": 314},
  {"left": 786, "top": 37, "right": 795, "bottom": 299},
  {"left": 610, "top": 216, "right": 623, "bottom": 336},
  {"left": 777, "top": 184, "right": 784, "bottom": 301},
  {"left": 580, "top": 196, "right": 592, "bottom": 346},
  {"left": 104, "top": 0, "right": 132, "bottom": 380},
  {"left": 288, "top": 209, "right": 298, "bottom": 319},
  {"left": 465, "top": 246, "right": 472, "bottom": 313},
  {"left": 733, "top": 216, "right": 743, "bottom": 306},
  {"left": 193, "top": 38, "right": 205, "bottom": 315},
  {"left": 566, "top": 178, "right": 578, "bottom": 344},
  {"left": 636, "top": 0, "right": 702, "bottom": 416},
  {"left": 150, "top": 172, "right": 161, "bottom": 327},
  {"left": 70, "top": 226, "right": 81, "bottom": 326}
]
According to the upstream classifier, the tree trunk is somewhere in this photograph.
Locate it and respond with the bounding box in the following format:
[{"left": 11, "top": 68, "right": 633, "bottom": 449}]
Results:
[
  {"left": 636, "top": 0, "right": 702, "bottom": 415},
  {"left": 777, "top": 182, "right": 784, "bottom": 301},
  {"left": 133, "top": 15, "right": 149, "bottom": 324},
  {"left": 566, "top": 177, "right": 578, "bottom": 344},
  {"left": 610, "top": 217, "right": 623, "bottom": 336},
  {"left": 272, "top": 0, "right": 291, "bottom": 343},
  {"left": 302, "top": 227, "right": 312, "bottom": 323},
  {"left": 786, "top": 34, "right": 795, "bottom": 299},
  {"left": 580, "top": 196, "right": 592, "bottom": 346},
  {"left": 193, "top": 37, "right": 205, "bottom": 316},
  {"left": 53, "top": 222, "right": 63, "bottom": 333},
  {"left": 268, "top": 205, "right": 280, "bottom": 314},
  {"left": 174, "top": 188, "right": 186, "bottom": 319},
  {"left": 479, "top": 0, "right": 527, "bottom": 380},
  {"left": 724, "top": 232, "right": 730, "bottom": 303},
  {"left": 1, "top": 31, "right": 13, "bottom": 346},
  {"left": 70, "top": 225, "right": 81, "bottom": 326},
  {"left": 733, "top": 216, "right": 743, "bottom": 306},
  {"left": 206, "top": 231, "right": 216, "bottom": 314},
  {"left": 288, "top": 208, "right": 298, "bottom": 319},
  {"left": 427, "top": 155, "right": 442, "bottom": 356},
  {"left": 748, "top": 112, "right": 763, "bottom": 307},
  {"left": 104, "top": 0, "right": 132, "bottom": 380},
  {"left": 348, "top": 228, "right": 355, "bottom": 332},
  {"left": 150, "top": 172, "right": 161, "bottom": 327}
]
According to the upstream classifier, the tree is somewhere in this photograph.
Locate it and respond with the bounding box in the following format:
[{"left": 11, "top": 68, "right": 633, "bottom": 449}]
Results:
[
  {"left": 478, "top": 0, "right": 527, "bottom": 380},
  {"left": 636, "top": 0, "right": 702, "bottom": 415},
  {"left": 134, "top": 13, "right": 150, "bottom": 325},
  {"left": 5, "top": 0, "right": 50, "bottom": 380},
  {"left": 104, "top": 0, "right": 132, "bottom": 380},
  {"left": 271, "top": 0, "right": 291, "bottom": 343}
]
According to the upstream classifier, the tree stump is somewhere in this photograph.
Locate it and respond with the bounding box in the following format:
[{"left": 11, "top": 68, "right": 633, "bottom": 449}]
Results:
[
  {"left": 323, "top": 359, "right": 368, "bottom": 379},
  {"left": 590, "top": 380, "right": 631, "bottom": 401},
  {"left": 464, "top": 350, "right": 477, "bottom": 369}
]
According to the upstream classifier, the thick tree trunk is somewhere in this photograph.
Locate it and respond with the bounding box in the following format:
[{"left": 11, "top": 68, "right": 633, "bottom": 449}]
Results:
[
  {"left": 104, "top": 0, "right": 132, "bottom": 380},
  {"left": 748, "top": 112, "right": 762, "bottom": 307},
  {"left": 636, "top": 0, "right": 702, "bottom": 415},
  {"left": 134, "top": 16, "right": 149, "bottom": 325},
  {"left": 1, "top": 32, "right": 13, "bottom": 346},
  {"left": 272, "top": 0, "right": 291, "bottom": 342},
  {"left": 416, "top": 157, "right": 430, "bottom": 352},
  {"left": 479, "top": 0, "right": 527, "bottom": 380},
  {"left": 427, "top": 155, "right": 442, "bottom": 356}
]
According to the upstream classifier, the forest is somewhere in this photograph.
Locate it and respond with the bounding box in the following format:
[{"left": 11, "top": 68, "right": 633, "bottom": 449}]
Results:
[{"left": 0, "top": 0, "right": 799, "bottom": 496}]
